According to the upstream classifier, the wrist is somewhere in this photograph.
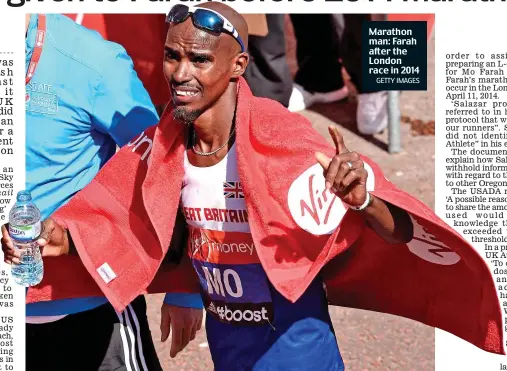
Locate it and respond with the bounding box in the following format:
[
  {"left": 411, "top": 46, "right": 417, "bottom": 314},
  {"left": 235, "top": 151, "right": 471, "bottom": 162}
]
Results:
[
  {"left": 349, "top": 192, "right": 374, "bottom": 211},
  {"left": 163, "top": 293, "right": 204, "bottom": 309}
]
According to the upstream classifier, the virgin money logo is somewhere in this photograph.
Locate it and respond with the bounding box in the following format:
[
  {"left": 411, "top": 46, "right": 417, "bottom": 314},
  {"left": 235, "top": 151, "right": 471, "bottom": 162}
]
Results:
[
  {"left": 407, "top": 216, "right": 460, "bottom": 265},
  {"left": 288, "top": 162, "right": 375, "bottom": 235}
]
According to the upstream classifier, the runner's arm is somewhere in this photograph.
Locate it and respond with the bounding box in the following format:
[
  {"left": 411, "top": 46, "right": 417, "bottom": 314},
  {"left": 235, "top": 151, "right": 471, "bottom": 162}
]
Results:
[{"left": 358, "top": 195, "right": 414, "bottom": 244}]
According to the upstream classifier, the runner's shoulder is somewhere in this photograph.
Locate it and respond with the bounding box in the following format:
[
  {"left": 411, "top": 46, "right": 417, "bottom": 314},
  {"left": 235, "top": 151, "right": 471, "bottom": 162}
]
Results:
[
  {"left": 251, "top": 96, "right": 312, "bottom": 128},
  {"left": 249, "top": 95, "right": 316, "bottom": 145}
]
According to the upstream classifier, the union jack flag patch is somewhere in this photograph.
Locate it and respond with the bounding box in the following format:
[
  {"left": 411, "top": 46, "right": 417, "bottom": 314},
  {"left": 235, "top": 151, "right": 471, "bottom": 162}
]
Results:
[{"left": 223, "top": 181, "right": 244, "bottom": 199}]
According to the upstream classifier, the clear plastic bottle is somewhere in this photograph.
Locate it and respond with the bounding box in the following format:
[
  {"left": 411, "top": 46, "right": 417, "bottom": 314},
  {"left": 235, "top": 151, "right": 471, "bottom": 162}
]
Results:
[{"left": 8, "top": 190, "right": 43, "bottom": 286}]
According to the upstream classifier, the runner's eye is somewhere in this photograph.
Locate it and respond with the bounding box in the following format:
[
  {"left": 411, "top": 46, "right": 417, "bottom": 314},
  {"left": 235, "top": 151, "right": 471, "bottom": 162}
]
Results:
[
  {"left": 192, "top": 54, "right": 212, "bottom": 65},
  {"left": 164, "top": 48, "right": 180, "bottom": 61}
]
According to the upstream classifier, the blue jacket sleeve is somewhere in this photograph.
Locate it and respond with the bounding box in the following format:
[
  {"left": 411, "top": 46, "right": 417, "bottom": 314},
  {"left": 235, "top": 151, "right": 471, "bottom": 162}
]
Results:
[
  {"left": 90, "top": 48, "right": 159, "bottom": 147},
  {"left": 163, "top": 293, "right": 204, "bottom": 309}
]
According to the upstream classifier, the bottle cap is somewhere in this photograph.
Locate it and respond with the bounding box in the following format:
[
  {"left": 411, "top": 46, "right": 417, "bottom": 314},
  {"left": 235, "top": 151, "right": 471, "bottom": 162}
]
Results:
[{"left": 16, "top": 190, "right": 32, "bottom": 202}]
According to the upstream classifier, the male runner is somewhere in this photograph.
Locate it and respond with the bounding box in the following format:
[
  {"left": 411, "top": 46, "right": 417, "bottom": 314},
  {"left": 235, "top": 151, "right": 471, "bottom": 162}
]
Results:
[{"left": 162, "top": 4, "right": 411, "bottom": 369}]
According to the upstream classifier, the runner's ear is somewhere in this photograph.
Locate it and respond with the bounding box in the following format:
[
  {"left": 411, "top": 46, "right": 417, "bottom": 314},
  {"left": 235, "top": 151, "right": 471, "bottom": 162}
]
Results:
[{"left": 231, "top": 53, "right": 249, "bottom": 78}]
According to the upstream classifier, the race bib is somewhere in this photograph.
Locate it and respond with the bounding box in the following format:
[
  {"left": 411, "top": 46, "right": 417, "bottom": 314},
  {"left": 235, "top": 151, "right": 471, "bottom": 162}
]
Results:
[{"left": 189, "top": 228, "right": 274, "bottom": 326}]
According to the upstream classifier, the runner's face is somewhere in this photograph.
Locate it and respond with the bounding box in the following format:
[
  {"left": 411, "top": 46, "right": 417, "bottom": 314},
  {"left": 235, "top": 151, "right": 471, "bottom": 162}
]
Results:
[{"left": 163, "top": 20, "right": 237, "bottom": 123}]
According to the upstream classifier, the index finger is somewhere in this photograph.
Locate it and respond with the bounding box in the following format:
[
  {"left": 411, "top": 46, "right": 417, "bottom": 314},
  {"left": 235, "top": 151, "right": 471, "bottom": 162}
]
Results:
[
  {"left": 1, "top": 224, "right": 15, "bottom": 251},
  {"left": 179, "top": 323, "right": 192, "bottom": 353},
  {"left": 170, "top": 323, "right": 183, "bottom": 358},
  {"left": 328, "top": 126, "right": 348, "bottom": 154},
  {"left": 1, "top": 224, "right": 9, "bottom": 240}
]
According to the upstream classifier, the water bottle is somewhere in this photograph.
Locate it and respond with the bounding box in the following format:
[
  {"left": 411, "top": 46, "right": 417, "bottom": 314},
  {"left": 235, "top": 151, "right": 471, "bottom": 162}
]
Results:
[{"left": 8, "top": 190, "right": 43, "bottom": 287}]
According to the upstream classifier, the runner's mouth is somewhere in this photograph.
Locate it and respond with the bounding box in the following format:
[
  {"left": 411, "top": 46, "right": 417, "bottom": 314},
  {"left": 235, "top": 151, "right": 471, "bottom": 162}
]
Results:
[{"left": 172, "top": 87, "right": 201, "bottom": 104}]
